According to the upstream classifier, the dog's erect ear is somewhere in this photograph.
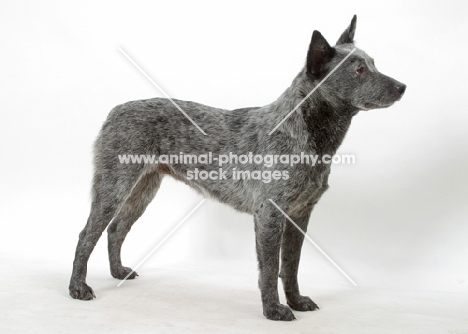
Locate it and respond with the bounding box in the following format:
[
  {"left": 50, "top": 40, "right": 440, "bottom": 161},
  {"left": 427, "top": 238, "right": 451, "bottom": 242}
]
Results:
[
  {"left": 306, "top": 30, "right": 336, "bottom": 78},
  {"left": 336, "top": 15, "right": 357, "bottom": 45}
]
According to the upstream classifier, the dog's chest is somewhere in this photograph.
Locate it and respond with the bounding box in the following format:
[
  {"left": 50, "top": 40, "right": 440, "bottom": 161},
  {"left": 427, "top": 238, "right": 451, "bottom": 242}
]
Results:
[{"left": 286, "top": 166, "right": 331, "bottom": 217}]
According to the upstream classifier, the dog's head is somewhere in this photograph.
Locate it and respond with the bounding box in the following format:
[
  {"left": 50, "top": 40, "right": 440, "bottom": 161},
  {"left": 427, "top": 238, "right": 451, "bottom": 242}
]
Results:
[{"left": 305, "top": 15, "right": 406, "bottom": 112}]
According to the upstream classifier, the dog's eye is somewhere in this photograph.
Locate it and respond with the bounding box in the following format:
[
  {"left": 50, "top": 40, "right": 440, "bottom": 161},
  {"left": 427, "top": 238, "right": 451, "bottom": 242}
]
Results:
[{"left": 356, "top": 67, "right": 365, "bottom": 75}]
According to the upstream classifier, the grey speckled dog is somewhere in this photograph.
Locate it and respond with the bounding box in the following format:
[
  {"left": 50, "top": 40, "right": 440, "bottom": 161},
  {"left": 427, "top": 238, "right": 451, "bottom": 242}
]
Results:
[{"left": 69, "top": 15, "right": 405, "bottom": 321}]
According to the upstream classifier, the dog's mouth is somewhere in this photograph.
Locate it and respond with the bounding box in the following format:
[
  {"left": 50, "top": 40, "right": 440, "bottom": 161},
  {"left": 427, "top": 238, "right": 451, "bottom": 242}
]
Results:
[
  {"left": 364, "top": 102, "right": 383, "bottom": 110},
  {"left": 363, "top": 102, "right": 378, "bottom": 109},
  {"left": 362, "top": 101, "right": 395, "bottom": 110}
]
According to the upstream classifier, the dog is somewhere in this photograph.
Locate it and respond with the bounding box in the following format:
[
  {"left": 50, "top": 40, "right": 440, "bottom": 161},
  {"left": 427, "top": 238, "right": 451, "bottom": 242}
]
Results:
[{"left": 69, "top": 15, "right": 405, "bottom": 321}]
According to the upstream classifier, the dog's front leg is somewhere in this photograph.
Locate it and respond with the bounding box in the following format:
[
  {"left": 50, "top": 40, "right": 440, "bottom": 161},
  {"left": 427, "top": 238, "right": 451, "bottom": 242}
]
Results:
[
  {"left": 280, "top": 211, "right": 319, "bottom": 312},
  {"left": 254, "top": 206, "right": 295, "bottom": 321}
]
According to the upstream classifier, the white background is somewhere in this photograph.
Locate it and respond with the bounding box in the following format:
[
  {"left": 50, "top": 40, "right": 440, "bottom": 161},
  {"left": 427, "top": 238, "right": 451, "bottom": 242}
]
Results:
[{"left": 1, "top": 0, "right": 467, "bottom": 333}]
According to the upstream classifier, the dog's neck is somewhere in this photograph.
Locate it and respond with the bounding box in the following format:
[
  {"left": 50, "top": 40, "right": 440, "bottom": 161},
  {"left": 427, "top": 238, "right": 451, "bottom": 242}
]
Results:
[
  {"left": 267, "top": 70, "right": 356, "bottom": 156},
  {"left": 302, "top": 96, "right": 354, "bottom": 155}
]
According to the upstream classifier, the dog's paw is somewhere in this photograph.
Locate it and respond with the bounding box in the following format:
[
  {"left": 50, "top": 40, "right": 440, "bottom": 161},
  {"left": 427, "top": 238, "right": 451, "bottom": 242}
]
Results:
[
  {"left": 287, "top": 295, "right": 319, "bottom": 312},
  {"left": 69, "top": 282, "right": 96, "bottom": 300},
  {"left": 263, "top": 303, "right": 296, "bottom": 321},
  {"left": 111, "top": 266, "right": 138, "bottom": 280}
]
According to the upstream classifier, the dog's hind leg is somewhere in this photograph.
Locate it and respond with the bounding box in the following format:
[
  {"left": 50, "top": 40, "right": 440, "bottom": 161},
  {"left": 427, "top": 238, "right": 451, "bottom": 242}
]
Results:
[
  {"left": 279, "top": 211, "right": 319, "bottom": 312},
  {"left": 254, "top": 204, "right": 296, "bottom": 321},
  {"left": 69, "top": 165, "right": 145, "bottom": 300},
  {"left": 107, "top": 170, "right": 162, "bottom": 280}
]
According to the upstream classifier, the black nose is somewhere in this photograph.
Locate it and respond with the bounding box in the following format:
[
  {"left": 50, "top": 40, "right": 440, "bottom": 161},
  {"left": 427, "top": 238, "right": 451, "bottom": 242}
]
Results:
[{"left": 395, "top": 83, "right": 406, "bottom": 95}]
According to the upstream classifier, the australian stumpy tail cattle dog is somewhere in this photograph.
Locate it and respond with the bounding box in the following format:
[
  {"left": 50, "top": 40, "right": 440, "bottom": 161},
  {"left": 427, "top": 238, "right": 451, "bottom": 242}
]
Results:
[{"left": 69, "top": 15, "right": 406, "bottom": 321}]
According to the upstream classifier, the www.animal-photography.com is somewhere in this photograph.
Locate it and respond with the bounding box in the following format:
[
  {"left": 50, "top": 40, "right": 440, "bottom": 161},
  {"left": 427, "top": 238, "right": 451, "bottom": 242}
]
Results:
[{"left": 1, "top": 1, "right": 467, "bottom": 333}]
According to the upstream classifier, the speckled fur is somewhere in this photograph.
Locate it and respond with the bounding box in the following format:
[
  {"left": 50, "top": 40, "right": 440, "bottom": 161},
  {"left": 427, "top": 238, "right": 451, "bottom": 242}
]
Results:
[{"left": 69, "top": 16, "right": 405, "bottom": 321}]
